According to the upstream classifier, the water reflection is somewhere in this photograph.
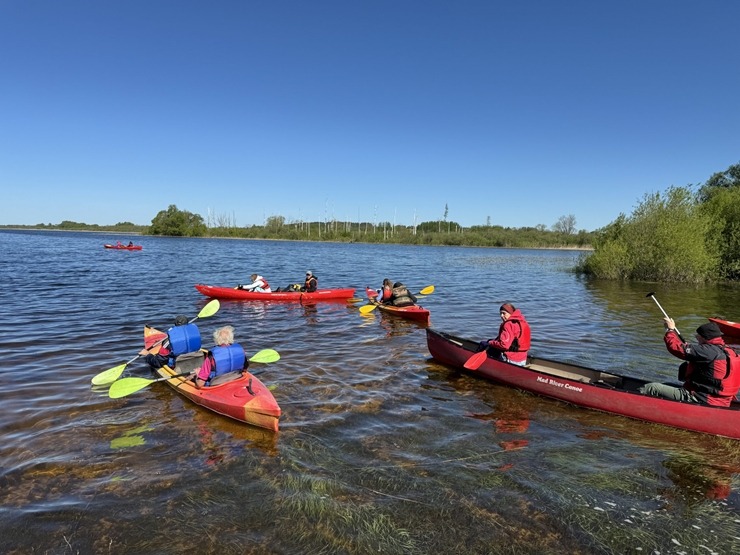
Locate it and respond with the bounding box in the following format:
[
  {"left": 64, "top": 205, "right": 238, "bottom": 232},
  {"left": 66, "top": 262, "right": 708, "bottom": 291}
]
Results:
[{"left": 2, "top": 231, "right": 740, "bottom": 554}]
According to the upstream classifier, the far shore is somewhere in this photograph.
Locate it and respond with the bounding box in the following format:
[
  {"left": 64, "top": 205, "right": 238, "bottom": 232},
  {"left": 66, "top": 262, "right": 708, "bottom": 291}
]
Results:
[{"left": 0, "top": 227, "right": 592, "bottom": 250}]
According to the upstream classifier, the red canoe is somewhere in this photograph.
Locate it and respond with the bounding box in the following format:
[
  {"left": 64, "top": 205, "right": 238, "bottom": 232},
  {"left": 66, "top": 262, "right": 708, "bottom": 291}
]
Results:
[
  {"left": 144, "top": 327, "right": 281, "bottom": 431},
  {"left": 363, "top": 288, "right": 430, "bottom": 322},
  {"left": 195, "top": 283, "right": 356, "bottom": 302},
  {"left": 426, "top": 328, "right": 740, "bottom": 439},
  {"left": 709, "top": 317, "right": 740, "bottom": 339},
  {"left": 104, "top": 244, "right": 142, "bottom": 250}
]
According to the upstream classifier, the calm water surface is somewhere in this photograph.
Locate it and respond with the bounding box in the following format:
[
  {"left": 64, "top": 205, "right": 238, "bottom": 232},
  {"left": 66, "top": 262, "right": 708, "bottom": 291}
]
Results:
[{"left": 1, "top": 230, "right": 739, "bottom": 554}]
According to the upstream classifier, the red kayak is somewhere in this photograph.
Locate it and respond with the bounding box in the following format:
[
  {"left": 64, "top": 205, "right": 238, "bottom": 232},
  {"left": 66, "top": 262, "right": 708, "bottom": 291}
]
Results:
[
  {"left": 709, "top": 317, "right": 740, "bottom": 339},
  {"left": 105, "top": 244, "right": 142, "bottom": 250},
  {"left": 195, "top": 283, "right": 356, "bottom": 302},
  {"left": 363, "top": 288, "right": 430, "bottom": 322},
  {"left": 144, "top": 327, "right": 281, "bottom": 431},
  {"left": 426, "top": 328, "right": 740, "bottom": 439}
]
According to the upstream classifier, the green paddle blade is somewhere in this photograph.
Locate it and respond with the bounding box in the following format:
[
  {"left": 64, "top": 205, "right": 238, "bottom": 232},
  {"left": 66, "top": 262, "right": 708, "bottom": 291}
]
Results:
[
  {"left": 419, "top": 285, "right": 435, "bottom": 295},
  {"left": 359, "top": 304, "right": 377, "bottom": 314},
  {"left": 91, "top": 363, "right": 127, "bottom": 386},
  {"left": 249, "top": 349, "right": 280, "bottom": 364},
  {"left": 109, "top": 377, "right": 157, "bottom": 398},
  {"left": 197, "top": 299, "right": 220, "bottom": 319}
]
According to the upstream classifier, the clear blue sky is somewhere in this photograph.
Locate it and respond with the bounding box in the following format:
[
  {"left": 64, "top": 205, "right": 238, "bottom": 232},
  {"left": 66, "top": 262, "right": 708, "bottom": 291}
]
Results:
[{"left": 2, "top": 1, "right": 738, "bottom": 231}]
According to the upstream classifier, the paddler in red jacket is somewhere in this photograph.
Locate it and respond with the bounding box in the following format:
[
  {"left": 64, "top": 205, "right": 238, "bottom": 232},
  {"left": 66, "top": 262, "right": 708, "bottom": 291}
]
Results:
[
  {"left": 479, "top": 303, "right": 531, "bottom": 366},
  {"left": 640, "top": 319, "right": 740, "bottom": 406}
]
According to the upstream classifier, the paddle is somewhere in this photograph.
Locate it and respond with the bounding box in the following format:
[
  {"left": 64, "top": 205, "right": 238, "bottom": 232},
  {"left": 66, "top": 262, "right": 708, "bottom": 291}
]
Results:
[
  {"left": 108, "top": 348, "right": 281, "bottom": 398},
  {"left": 646, "top": 292, "right": 685, "bottom": 342},
  {"left": 91, "top": 300, "right": 221, "bottom": 386},
  {"left": 359, "top": 285, "right": 434, "bottom": 313},
  {"left": 463, "top": 348, "right": 489, "bottom": 371}
]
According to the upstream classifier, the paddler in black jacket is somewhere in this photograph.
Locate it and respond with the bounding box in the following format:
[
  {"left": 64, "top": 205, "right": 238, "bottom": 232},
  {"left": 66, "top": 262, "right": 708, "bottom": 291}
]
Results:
[{"left": 302, "top": 271, "right": 318, "bottom": 292}]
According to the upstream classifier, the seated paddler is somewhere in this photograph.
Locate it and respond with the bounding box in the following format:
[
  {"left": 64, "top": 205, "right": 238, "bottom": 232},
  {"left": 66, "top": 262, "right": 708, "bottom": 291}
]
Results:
[
  {"left": 140, "top": 315, "right": 201, "bottom": 369},
  {"left": 193, "top": 325, "right": 250, "bottom": 388}
]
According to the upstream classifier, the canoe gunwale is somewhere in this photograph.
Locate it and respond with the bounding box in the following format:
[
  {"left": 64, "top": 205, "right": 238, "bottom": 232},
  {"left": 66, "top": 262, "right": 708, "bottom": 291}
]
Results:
[{"left": 426, "top": 328, "right": 740, "bottom": 439}]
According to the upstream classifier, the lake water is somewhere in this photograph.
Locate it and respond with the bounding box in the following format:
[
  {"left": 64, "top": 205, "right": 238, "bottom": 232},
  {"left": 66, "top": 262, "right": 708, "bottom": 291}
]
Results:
[{"left": 1, "top": 229, "right": 739, "bottom": 554}]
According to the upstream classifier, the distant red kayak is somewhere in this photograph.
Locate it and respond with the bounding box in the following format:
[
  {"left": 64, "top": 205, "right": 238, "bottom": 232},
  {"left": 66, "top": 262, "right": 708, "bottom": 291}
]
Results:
[
  {"left": 104, "top": 244, "right": 142, "bottom": 250},
  {"left": 195, "top": 283, "right": 356, "bottom": 302},
  {"left": 363, "top": 288, "right": 430, "bottom": 322},
  {"left": 709, "top": 317, "right": 740, "bottom": 338}
]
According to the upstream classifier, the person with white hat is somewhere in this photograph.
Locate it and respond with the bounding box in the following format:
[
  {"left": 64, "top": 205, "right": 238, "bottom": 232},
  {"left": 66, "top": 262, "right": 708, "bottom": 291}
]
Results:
[{"left": 302, "top": 271, "right": 318, "bottom": 292}]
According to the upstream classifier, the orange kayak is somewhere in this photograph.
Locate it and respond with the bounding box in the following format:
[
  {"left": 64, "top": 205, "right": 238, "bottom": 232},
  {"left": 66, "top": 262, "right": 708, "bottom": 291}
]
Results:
[{"left": 143, "top": 327, "right": 281, "bottom": 431}]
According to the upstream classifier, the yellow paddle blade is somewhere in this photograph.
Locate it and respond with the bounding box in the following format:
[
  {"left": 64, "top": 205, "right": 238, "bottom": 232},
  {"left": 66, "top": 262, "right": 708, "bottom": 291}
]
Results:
[
  {"left": 91, "top": 363, "right": 127, "bottom": 386},
  {"left": 197, "top": 299, "right": 220, "bottom": 319},
  {"left": 249, "top": 349, "right": 280, "bottom": 364},
  {"left": 419, "top": 285, "right": 435, "bottom": 295},
  {"left": 109, "top": 377, "right": 157, "bottom": 398},
  {"left": 359, "top": 304, "right": 378, "bottom": 314}
]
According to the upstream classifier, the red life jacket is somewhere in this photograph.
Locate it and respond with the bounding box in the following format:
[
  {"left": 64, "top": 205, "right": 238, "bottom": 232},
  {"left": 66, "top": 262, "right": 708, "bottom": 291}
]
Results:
[
  {"left": 719, "top": 348, "right": 740, "bottom": 398},
  {"left": 259, "top": 277, "right": 270, "bottom": 290},
  {"left": 509, "top": 317, "right": 531, "bottom": 352},
  {"left": 381, "top": 286, "right": 392, "bottom": 301}
]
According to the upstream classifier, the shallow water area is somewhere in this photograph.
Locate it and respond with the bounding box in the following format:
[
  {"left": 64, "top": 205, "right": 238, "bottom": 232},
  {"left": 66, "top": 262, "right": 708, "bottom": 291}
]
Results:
[{"left": 1, "top": 230, "right": 739, "bottom": 554}]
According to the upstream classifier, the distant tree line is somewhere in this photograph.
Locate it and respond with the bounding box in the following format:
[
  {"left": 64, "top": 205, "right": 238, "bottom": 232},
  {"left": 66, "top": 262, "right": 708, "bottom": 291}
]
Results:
[
  {"left": 13, "top": 160, "right": 740, "bottom": 283},
  {"left": 577, "top": 161, "right": 740, "bottom": 283},
  {"left": 138, "top": 204, "right": 592, "bottom": 249}
]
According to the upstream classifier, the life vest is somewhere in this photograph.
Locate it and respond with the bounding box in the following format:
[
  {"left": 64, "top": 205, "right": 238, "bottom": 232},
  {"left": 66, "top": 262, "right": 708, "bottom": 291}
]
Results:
[
  {"left": 167, "top": 324, "right": 202, "bottom": 356},
  {"left": 508, "top": 318, "right": 531, "bottom": 352},
  {"left": 381, "top": 286, "right": 392, "bottom": 301},
  {"left": 255, "top": 276, "right": 269, "bottom": 290},
  {"left": 391, "top": 285, "right": 414, "bottom": 307},
  {"left": 305, "top": 275, "right": 318, "bottom": 291},
  {"left": 718, "top": 348, "right": 740, "bottom": 398},
  {"left": 205, "top": 344, "right": 246, "bottom": 384}
]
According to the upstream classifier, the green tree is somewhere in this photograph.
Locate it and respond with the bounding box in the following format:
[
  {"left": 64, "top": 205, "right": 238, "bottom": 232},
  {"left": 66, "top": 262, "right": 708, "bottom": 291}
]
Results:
[
  {"left": 578, "top": 187, "right": 718, "bottom": 282},
  {"left": 701, "top": 186, "right": 740, "bottom": 280},
  {"left": 148, "top": 205, "right": 206, "bottom": 237},
  {"left": 698, "top": 161, "right": 740, "bottom": 201}
]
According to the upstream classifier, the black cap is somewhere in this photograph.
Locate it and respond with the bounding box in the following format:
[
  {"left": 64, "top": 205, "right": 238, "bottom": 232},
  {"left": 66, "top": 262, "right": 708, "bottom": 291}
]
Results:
[
  {"left": 696, "top": 322, "right": 722, "bottom": 340},
  {"left": 174, "top": 315, "right": 188, "bottom": 326}
]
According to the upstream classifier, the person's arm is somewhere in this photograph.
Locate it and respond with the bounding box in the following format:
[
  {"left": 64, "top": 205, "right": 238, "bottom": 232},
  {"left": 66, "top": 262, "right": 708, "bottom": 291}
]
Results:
[
  {"left": 664, "top": 329, "right": 689, "bottom": 359},
  {"left": 488, "top": 322, "right": 516, "bottom": 351},
  {"left": 194, "top": 356, "right": 213, "bottom": 388}
]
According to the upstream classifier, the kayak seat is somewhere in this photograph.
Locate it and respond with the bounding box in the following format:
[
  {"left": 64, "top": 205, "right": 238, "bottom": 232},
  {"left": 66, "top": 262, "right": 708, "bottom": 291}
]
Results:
[{"left": 208, "top": 371, "right": 244, "bottom": 387}]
